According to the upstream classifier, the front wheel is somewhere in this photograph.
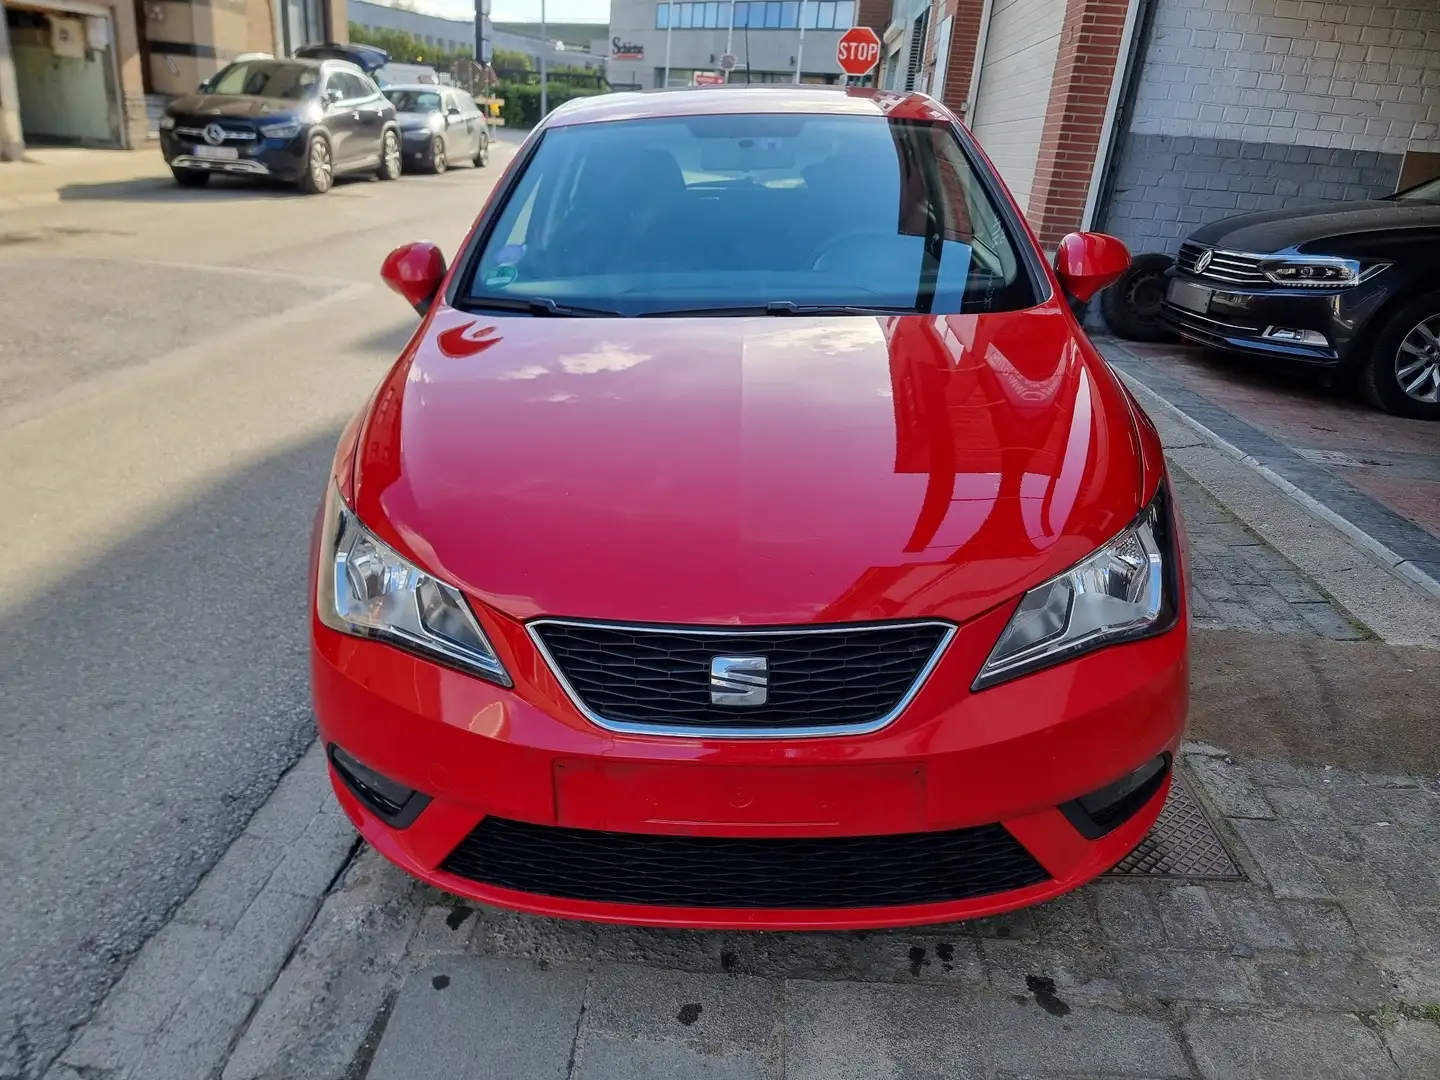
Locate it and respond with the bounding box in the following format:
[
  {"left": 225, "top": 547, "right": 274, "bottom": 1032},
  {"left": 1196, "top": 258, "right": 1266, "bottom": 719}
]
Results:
[
  {"left": 428, "top": 136, "right": 447, "bottom": 175},
  {"left": 1099, "top": 252, "right": 1177, "bottom": 343},
  {"left": 297, "top": 135, "right": 333, "bottom": 195},
  {"left": 1361, "top": 290, "right": 1440, "bottom": 420},
  {"left": 473, "top": 133, "right": 489, "bottom": 167},
  {"left": 172, "top": 168, "right": 210, "bottom": 188},
  {"left": 377, "top": 130, "right": 401, "bottom": 181}
]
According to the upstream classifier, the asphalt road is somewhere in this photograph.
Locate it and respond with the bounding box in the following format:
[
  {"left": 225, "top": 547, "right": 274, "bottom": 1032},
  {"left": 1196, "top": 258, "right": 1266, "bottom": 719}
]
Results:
[{"left": 0, "top": 138, "right": 520, "bottom": 1080}]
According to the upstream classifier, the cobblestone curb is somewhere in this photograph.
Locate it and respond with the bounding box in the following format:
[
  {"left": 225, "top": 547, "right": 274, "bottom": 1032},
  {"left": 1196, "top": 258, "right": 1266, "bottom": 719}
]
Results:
[{"left": 42, "top": 742, "right": 357, "bottom": 1080}]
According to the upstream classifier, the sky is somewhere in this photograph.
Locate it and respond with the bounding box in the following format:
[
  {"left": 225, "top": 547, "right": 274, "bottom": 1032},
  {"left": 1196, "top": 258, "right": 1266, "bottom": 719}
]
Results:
[{"left": 411, "top": 0, "right": 612, "bottom": 25}]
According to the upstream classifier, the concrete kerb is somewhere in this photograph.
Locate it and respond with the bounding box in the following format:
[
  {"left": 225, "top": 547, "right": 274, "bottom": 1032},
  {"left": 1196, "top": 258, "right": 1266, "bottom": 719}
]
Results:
[{"left": 41, "top": 740, "right": 358, "bottom": 1080}]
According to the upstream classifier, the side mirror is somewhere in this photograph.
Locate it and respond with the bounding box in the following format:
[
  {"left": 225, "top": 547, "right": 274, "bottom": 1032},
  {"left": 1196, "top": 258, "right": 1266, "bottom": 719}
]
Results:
[
  {"left": 447, "top": 105, "right": 462, "bottom": 117},
  {"left": 1054, "top": 232, "right": 1131, "bottom": 303},
  {"left": 381, "top": 242, "right": 447, "bottom": 315}
]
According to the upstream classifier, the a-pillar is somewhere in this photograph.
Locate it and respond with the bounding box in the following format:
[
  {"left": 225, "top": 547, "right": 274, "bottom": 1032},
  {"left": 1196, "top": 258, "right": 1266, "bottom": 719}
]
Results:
[{"left": 1025, "top": 0, "right": 1129, "bottom": 248}]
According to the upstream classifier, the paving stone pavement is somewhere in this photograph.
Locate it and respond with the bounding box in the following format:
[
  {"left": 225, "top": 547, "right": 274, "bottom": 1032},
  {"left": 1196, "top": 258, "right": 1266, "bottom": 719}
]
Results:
[
  {"left": 1169, "top": 469, "right": 1370, "bottom": 641},
  {"left": 167, "top": 747, "right": 1437, "bottom": 1080}
]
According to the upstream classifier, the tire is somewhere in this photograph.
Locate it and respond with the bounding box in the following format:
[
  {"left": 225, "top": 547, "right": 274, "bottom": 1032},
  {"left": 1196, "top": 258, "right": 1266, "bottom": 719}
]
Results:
[
  {"left": 1099, "top": 252, "right": 1178, "bottom": 343},
  {"left": 473, "top": 133, "right": 489, "bottom": 167},
  {"left": 172, "top": 168, "right": 210, "bottom": 188},
  {"left": 297, "top": 135, "right": 333, "bottom": 195},
  {"left": 1360, "top": 289, "right": 1440, "bottom": 420},
  {"left": 428, "top": 136, "right": 447, "bottom": 175},
  {"left": 377, "top": 129, "right": 402, "bottom": 181}
]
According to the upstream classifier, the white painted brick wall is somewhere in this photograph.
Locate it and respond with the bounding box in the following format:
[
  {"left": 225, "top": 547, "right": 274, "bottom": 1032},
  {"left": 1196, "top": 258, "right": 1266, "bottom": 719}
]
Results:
[{"left": 1130, "top": 0, "right": 1440, "bottom": 156}]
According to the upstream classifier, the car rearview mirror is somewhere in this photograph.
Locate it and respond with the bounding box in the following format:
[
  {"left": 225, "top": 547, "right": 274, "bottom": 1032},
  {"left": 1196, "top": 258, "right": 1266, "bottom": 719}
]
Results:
[
  {"left": 1054, "top": 232, "right": 1131, "bottom": 303},
  {"left": 381, "top": 242, "right": 448, "bottom": 315}
]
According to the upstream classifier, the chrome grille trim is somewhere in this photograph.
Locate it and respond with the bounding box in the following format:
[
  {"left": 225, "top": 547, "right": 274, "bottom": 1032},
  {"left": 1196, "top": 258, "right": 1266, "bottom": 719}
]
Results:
[
  {"left": 174, "top": 124, "right": 258, "bottom": 141},
  {"left": 1176, "top": 243, "right": 1269, "bottom": 286},
  {"left": 527, "top": 618, "right": 958, "bottom": 740}
]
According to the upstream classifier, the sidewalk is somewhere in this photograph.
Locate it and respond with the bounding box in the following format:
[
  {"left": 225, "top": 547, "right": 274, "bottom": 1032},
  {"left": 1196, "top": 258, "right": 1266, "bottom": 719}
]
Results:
[
  {"left": 38, "top": 366, "right": 1440, "bottom": 1080},
  {"left": 0, "top": 148, "right": 172, "bottom": 213}
]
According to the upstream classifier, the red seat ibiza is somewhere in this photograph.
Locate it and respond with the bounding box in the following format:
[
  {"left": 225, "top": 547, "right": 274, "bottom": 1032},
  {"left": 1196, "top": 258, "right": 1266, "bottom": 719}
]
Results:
[{"left": 311, "top": 86, "right": 1189, "bottom": 929}]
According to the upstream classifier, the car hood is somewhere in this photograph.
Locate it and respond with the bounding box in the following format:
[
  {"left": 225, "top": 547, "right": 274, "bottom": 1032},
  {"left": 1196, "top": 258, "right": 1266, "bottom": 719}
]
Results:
[
  {"left": 1188, "top": 200, "right": 1440, "bottom": 253},
  {"left": 168, "top": 93, "right": 302, "bottom": 119},
  {"left": 352, "top": 303, "right": 1144, "bottom": 626}
]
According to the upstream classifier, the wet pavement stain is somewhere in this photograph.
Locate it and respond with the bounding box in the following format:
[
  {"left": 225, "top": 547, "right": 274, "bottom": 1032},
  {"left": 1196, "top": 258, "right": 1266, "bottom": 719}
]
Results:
[
  {"left": 677, "top": 1003, "right": 703, "bottom": 1026},
  {"left": 1024, "top": 975, "right": 1071, "bottom": 1017},
  {"left": 907, "top": 946, "right": 929, "bottom": 976},
  {"left": 719, "top": 949, "right": 737, "bottom": 973},
  {"left": 935, "top": 942, "right": 955, "bottom": 972},
  {"left": 445, "top": 904, "right": 474, "bottom": 931},
  {"left": 431, "top": 974, "right": 451, "bottom": 991}
]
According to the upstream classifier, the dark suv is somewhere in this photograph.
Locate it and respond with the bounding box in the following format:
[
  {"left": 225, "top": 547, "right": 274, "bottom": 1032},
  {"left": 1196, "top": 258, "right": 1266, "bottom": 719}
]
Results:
[{"left": 160, "top": 51, "right": 401, "bottom": 194}]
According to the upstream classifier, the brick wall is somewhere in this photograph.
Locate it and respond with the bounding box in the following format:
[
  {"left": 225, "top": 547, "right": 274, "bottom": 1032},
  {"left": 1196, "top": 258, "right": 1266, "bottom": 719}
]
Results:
[
  {"left": 1100, "top": 0, "right": 1440, "bottom": 254},
  {"left": 857, "top": 0, "right": 893, "bottom": 35},
  {"left": 920, "top": 0, "right": 983, "bottom": 115},
  {"left": 1026, "top": 0, "right": 1129, "bottom": 246}
]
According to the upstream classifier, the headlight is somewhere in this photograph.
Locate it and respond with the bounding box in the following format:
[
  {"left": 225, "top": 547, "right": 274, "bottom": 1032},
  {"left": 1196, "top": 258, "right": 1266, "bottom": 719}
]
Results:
[
  {"left": 159, "top": 115, "right": 176, "bottom": 130},
  {"left": 259, "top": 120, "right": 302, "bottom": 139},
  {"left": 973, "top": 488, "right": 1177, "bottom": 690},
  {"left": 316, "top": 485, "right": 511, "bottom": 686},
  {"left": 1259, "top": 256, "right": 1387, "bottom": 287},
  {"left": 427, "top": 113, "right": 446, "bottom": 132}
]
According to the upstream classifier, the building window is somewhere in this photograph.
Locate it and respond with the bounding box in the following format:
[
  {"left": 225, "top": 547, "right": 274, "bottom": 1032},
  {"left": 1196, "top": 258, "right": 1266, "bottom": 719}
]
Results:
[
  {"left": 903, "top": 10, "right": 928, "bottom": 92},
  {"left": 657, "top": 0, "right": 850, "bottom": 31}
]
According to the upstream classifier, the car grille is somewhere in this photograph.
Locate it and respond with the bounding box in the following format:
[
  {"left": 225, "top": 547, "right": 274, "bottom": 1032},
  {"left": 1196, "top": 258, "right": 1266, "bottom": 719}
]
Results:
[
  {"left": 172, "top": 118, "right": 258, "bottom": 142},
  {"left": 1176, "top": 243, "right": 1268, "bottom": 286},
  {"left": 1160, "top": 304, "right": 1261, "bottom": 347},
  {"left": 440, "top": 816, "right": 1051, "bottom": 908},
  {"left": 528, "top": 620, "right": 953, "bottom": 734}
]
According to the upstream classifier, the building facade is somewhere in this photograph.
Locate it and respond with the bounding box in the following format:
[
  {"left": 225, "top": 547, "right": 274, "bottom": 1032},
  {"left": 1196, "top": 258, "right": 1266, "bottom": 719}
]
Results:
[
  {"left": 891, "top": 0, "right": 1439, "bottom": 256},
  {"left": 606, "top": 0, "right": 860, "bottom": 89},
  {"left": 1, "top": 0, "right": 344, "bottom": 156}
]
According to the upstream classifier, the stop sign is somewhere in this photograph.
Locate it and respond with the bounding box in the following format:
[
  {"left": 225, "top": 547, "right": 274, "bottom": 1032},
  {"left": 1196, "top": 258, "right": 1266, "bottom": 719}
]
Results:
[{"left": 836, "top": 26, "right": 881, "bottom": 77}]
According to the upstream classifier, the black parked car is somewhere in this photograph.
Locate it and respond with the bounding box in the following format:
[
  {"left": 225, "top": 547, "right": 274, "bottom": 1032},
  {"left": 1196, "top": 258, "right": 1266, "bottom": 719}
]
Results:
[
  {"left": 383, "top": 84, "right": 491, "bottom": 174},
  {"left": 160, "top": 45, "right": 401, "bottom": 195},
  {"left": 1158, "top": 178, "right": 1440, "bottom": 420}
]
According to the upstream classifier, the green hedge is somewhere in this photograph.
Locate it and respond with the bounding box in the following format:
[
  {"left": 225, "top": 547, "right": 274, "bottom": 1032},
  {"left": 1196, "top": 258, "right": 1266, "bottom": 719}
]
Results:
[{"left": 497, "top": 81, "right": 606, "bottom": 127}]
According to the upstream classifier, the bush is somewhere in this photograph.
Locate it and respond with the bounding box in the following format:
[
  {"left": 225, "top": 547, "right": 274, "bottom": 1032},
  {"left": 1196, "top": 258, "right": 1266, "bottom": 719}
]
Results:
[{"left": 497, "top": 81, "right": 606, "bottom": 127}]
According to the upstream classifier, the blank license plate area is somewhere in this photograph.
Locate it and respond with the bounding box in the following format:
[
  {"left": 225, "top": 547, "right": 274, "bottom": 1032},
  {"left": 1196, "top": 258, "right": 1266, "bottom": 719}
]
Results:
[
  {"left": 555, "top": 760, "right": 926, "bottom": 835},
  {"left": 1167, "top": 279, "right": 1213, "bottom": 314},
  {"left": 193, "top": 145, "right": 238, "bottom": 160}
]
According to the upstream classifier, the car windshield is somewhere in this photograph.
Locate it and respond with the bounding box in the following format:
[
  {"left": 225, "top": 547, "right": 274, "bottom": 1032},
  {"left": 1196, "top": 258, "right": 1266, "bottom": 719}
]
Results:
[
  {"left": 385, "top": 90, "right": 442, "bottom": 112},
  {"left": 207, "top": 61, "right": 318, "bottom": 100},
  {"left": 1395, "top": 177, "right": 1440, "bottom": 204},
  {"left": 463, "top": 112, "right": 1038, "bottom": 316}
]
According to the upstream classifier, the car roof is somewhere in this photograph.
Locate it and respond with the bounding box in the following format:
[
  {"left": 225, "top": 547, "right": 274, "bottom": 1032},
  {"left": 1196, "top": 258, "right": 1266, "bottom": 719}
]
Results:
[{"left": 543, "top": 85, "right": 951, "bottom": 128}]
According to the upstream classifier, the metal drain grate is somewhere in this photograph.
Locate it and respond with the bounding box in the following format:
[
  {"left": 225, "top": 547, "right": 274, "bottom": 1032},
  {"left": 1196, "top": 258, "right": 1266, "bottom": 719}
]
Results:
[{"left": 1105, "top": 767, "right": 1243, "bottom": 880}]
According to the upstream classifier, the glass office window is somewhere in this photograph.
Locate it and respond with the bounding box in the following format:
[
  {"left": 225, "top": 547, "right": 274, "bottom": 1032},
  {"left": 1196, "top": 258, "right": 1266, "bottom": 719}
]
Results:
[
  {"left": 656, "top": 3, "right": 669, "bottom": 27},
  {"left": 834, "top": 0, "right": 853, "bottom": 26},
  {"left": 763, "top": 1, "right": 780, "bottom": 26},
  {"left": 780, "top": 1, "right": 797, "bottom": 26}
]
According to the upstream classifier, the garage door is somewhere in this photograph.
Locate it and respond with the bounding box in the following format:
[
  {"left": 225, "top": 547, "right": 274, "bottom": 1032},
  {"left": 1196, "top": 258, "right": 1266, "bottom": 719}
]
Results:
[{"left": 967, "top": 0, "right": 1065, "bottom": 213}]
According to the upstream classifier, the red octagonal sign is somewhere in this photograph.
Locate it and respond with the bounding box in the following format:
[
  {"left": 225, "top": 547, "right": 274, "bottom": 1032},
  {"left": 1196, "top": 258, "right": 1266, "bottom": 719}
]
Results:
[{"left": 836, "top": 26, "right": 881, "bottom": 77}]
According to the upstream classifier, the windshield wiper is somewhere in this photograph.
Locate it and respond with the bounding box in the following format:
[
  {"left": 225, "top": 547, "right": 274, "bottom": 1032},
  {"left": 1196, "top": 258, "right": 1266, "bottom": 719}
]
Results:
[
  {"left": 640, "top": 301, "right": 917, "bottom": 317},
  {"left": 457, "top": 296, "right": 623, "bottom": 318}
]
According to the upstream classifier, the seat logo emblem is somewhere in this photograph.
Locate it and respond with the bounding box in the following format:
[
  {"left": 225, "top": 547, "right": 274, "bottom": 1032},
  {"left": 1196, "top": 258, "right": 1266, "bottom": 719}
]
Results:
[
  {"left": 710, "top": 656, "right": 768, "bottom": 706},
  {"left": 203, "top": 123, "right": 226, "bottom": 146},
  {"left": 1194, "top": 248, "right": 1214, "bottom": 274}
]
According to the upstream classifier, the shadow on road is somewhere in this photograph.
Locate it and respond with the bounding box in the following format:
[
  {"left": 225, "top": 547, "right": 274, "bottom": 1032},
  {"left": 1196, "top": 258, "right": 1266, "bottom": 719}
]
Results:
[
  {"left": 54, "top": 174, "right": 381, "bottom": 204},
  {"left": 0, "top": 430, "right": 341, "bottom": 1080}
]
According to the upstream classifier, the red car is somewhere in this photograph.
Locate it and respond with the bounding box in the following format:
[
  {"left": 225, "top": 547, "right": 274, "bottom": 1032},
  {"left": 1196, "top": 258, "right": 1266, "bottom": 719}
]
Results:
[{"left": 311, "top": 86, "right": 1190, "bottom": 930}]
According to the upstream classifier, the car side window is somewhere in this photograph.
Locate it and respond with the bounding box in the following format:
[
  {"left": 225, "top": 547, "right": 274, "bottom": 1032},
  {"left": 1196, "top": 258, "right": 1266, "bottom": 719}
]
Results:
[{"left": 356, "top": 74, "right": 381, "bottom": 101}]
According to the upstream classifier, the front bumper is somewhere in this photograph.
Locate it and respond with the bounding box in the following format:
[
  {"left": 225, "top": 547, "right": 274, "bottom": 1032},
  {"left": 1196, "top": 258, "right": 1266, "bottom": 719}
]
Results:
[
  {"left": 160, "top": 129, "right": 309, "bottom": 182},
  {"left": 400, "top": 128, "right": 439, "bottom": 161},
  {"left": 312, "top": 593, "right": 1190, "bottom": 929},
  {"left": 1159, "top": 272, "right": 1388, "bottom": 367}
]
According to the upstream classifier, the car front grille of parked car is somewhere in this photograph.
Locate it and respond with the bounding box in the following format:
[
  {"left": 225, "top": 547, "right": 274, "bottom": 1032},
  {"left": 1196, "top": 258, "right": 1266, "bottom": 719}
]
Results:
[
  {"left": 1176, "top": 243, "right": 1269, "bottom": 286},
  {"left": 439, "top": 816, "right": 1052, "bottom": 909},
  {"left": 172, "top": 119, "right": 258, "bottom": 142},
  {"left": 527, "top": 619, "right": 953, "bottom": 735}
]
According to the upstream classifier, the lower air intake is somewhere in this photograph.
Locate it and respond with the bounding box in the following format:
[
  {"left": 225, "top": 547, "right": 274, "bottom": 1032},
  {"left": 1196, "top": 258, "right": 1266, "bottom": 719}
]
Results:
[{"left": 440, "top": 817, "right": 1050, "bottom": 908}]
